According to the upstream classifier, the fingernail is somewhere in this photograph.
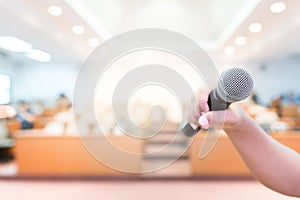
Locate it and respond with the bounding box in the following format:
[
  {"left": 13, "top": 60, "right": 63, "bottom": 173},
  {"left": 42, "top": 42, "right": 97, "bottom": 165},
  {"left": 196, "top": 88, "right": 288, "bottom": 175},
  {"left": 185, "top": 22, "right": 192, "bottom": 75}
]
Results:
[{"left": 198, "top": 116, "right": 209, "bottom": 129}]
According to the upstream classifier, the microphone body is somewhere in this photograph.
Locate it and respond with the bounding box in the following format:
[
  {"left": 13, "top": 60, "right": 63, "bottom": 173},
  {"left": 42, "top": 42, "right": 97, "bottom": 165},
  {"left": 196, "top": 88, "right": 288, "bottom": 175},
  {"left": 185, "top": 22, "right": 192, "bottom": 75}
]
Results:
[{"left": 182, "top": 67, "right": 254, "bottom": 137}]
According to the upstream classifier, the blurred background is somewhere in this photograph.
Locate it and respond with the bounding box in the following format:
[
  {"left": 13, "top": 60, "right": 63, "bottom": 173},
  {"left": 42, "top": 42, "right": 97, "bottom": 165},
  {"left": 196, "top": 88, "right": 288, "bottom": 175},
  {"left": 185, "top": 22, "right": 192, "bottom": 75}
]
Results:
[{"left": 0, "top": 0, "right": 300, "bottom": 199}]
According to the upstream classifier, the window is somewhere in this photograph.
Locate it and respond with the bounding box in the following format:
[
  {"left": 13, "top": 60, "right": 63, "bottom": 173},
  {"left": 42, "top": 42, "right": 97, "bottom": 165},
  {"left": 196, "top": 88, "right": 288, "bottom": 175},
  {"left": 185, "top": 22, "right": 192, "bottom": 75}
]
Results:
[{"left": 0, "top": 74, "right": 11, "bottom": 104}]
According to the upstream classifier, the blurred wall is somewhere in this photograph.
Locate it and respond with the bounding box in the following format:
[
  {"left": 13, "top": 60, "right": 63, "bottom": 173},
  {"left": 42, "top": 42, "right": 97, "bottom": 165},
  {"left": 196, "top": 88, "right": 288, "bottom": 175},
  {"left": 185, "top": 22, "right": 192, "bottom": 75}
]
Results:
[
  {"left": 2, "top": 52, "right": 300, "bottom": 107},
  {"left": 12, "top": 63, "right": 78, "bottom": 103},
  {"left": 0, "top": 55, "right": 14, "bottom": 76},
  {"left": 0, "top": 55, "right": 78, "bottom": 104},
  {"left": 247, "top": 55, "right": 300, "bottom": 105}
]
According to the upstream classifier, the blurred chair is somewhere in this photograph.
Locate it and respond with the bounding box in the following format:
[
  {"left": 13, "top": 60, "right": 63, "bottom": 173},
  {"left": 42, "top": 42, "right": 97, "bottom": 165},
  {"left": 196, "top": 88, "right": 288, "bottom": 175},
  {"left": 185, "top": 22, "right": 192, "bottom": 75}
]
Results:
[{"left": 281, "top": 104, "right": 298, "bottom": 118}]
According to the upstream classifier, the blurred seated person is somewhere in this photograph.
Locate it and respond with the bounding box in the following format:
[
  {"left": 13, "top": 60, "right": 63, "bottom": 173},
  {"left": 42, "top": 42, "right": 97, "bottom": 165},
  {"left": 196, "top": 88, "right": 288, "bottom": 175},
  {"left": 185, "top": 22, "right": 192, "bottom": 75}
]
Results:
[
  {"left": 16, "top": 101, "right": 35, "bottom": 129},
  {"left": 280, "top": 91, "right": 297, "bottom": 106},
  {"left": 251, "top": 91, "right": 259, "bottom": 104},
  {"left": 269, "top": 95, "right": 283, "bottom": 117},
  {"left": 0, "top": 105, "right": 16, "bottom": 138},
  {"left": 55, "top": 93, "right": 71, "bottom": 112}
]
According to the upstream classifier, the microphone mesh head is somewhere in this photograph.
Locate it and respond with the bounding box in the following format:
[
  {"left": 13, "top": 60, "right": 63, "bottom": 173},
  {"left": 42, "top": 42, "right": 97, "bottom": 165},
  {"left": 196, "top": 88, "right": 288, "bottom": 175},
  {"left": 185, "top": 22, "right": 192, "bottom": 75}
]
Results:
[{"left": 217, "top": 67, "right": 254, "bottom": 103}]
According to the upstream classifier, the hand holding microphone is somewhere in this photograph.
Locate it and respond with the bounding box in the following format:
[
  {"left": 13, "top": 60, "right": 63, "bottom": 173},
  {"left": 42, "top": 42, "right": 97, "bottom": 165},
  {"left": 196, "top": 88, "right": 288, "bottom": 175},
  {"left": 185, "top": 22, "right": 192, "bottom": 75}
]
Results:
[{"left": 182, "top": 67, "right": 254, "bottom": 137}]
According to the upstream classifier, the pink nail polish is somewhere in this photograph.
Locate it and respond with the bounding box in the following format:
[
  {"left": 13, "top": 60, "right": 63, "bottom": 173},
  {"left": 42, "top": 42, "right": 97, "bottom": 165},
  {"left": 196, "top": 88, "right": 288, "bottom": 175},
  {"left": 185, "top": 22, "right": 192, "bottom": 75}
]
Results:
[{"left": 198, "top": 116, "right": 209, "bottom": 129}]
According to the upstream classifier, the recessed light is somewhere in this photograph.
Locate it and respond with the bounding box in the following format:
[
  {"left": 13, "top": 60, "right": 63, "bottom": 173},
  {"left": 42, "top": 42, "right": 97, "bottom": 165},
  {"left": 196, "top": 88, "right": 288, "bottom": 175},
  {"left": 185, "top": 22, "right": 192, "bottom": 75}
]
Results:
[
  {"left": 72, "top": 25, "right": 85, "bottom": 35},
  {"left": 224, "top": 46, "right": 235, "bottom": 55},
  {"left": 270, "top": 2, "right": 286, "bottom": 13},
  {"left": 48, "top": 5, "right": 63, "bottom": 17},
  {"left": 88, "top": 38, "right": 100, "bottom": 47},
  {"left": 0, "top": 36, "right": 32, "bottom": 52},
  {"left": 248, "top": 23, "right": 262, "bottom": 33},
  {"left": 26, "top": 49, "right": 52, "bottom": 62},
  {"left": 234, "top": 36, "right": 247, "bottom": 46}
]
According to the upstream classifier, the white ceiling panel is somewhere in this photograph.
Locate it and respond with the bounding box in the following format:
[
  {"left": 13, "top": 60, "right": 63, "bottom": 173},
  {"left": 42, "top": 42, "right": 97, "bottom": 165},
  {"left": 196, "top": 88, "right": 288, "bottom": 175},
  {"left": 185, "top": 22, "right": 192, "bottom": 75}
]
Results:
[{"left": 0, "top": 0, "right": 299, "bottom": 66}]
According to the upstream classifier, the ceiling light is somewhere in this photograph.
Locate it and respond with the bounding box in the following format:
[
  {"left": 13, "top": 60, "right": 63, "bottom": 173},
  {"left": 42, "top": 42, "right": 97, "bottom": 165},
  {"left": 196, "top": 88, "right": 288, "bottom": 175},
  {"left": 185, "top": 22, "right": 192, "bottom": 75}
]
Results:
[
  {"left": 224, "top": 46, "right": 235, "bottom": 55},
  {"left": 0, "top": 36, "right": 32, "bottom": 52},
  {"left": 72, "top": 25, "right": 85, "bottom": 35},
  {"left": 48, "top": 5, "right": 63, "bottom": 16},
  {"left": 26, "top": 49, "right": 52, "bottom": 62},
  {"left": 270, "top": 2, "right": 286, "bottom": 13},
  {"left": 234, "top": 36, "right": 247, "bottom": 46},
  {"left": 248, "top": 23, "right": 262, "bottom": 33},
  {"left": 88, "top": 38, "right": 100, "bottom": 47}
]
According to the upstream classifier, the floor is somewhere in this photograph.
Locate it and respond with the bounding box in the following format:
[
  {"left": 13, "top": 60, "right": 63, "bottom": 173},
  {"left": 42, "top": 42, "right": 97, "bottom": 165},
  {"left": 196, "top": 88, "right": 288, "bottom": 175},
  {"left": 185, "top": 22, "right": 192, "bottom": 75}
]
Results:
[
  {"left": 0, "top": 127, "right": 298, "bottom": 200},
  {"left": 0, "top": 180, "right": 298, "bottom": 200},
  {"left": 141, "top": 124, "right": 191, "bottom": 177}
]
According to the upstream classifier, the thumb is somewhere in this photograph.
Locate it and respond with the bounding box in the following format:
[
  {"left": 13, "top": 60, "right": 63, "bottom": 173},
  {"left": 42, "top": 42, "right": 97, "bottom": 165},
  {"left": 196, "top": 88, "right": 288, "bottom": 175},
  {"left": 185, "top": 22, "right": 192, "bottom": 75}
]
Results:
[{"left": 199, "top": 110, "right": 227, "bottom": 129}]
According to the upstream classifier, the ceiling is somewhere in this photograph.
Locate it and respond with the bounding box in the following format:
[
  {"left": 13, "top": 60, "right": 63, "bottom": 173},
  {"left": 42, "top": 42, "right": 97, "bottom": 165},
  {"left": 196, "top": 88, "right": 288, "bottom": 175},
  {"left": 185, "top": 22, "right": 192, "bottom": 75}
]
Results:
[
  {"left": 0, "top": 0, "right": 300, "bottom": 67},
  {"left": 0, "top": 0, "right": 97, "bottom": 65}
]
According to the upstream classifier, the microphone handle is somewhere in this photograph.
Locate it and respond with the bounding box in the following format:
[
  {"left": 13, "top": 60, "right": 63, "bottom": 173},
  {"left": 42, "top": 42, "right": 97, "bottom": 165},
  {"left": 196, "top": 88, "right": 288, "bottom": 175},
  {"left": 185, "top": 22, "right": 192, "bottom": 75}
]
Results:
[{"left": 181, "top": 90, "right": 230, "bottom": 137}]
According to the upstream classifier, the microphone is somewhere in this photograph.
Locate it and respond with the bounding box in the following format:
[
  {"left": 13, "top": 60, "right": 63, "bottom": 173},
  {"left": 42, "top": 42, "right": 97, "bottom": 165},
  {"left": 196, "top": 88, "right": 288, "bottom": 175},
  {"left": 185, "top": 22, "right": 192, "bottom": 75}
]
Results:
[{"left": 182, "top": 67, "right": 254, "bottom": 137}]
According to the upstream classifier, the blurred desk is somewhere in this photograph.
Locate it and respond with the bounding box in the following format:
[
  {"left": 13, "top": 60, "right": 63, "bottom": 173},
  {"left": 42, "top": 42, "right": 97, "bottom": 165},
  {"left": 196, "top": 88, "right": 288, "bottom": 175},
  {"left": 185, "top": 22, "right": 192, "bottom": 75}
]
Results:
[
  {"left": 189, "top": 131, "right": 300, "bottom": 177},
  {"left": 12, "top": 130, "right": 144, "bottom": 177}
]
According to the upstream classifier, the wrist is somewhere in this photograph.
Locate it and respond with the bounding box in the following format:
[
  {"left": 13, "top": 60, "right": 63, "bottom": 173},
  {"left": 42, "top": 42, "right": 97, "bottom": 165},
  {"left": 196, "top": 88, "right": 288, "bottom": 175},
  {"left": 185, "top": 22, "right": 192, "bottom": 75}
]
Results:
[{"left": 223, "top": 109, "right": 251, "bottom": 134}]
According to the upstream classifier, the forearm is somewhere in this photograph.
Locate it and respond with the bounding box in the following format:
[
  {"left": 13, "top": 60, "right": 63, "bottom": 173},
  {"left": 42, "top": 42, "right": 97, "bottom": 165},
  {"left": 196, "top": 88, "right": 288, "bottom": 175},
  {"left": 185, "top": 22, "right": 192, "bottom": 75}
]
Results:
[{"left": 225, "top": 112, "right": 300, "bottom": 197}]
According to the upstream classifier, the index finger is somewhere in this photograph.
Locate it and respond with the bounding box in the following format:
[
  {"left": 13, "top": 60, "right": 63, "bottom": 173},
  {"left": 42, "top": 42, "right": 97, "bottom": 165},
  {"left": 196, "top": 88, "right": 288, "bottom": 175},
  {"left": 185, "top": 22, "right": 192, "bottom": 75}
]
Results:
[{"left": 195, "top": 88, "right": 210, "bottom": 113}]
